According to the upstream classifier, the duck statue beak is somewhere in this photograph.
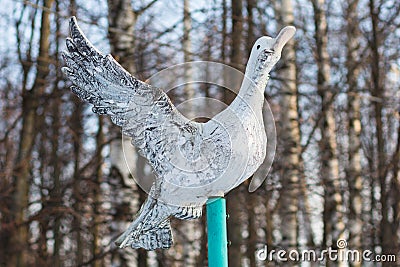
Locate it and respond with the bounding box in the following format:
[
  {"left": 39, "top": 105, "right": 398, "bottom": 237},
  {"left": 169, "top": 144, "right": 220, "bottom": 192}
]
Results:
[{"left": 273, "top": 26, "right": 296, "bottom": 54}]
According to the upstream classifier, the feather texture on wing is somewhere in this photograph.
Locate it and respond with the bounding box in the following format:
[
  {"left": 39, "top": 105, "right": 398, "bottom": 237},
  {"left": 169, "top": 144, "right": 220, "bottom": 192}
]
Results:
[{"left": 62, "top": 17, "right": 198, "bottom": 191}]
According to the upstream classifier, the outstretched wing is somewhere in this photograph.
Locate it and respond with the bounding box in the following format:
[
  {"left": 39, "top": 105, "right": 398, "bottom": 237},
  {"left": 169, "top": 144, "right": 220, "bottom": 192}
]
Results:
[{"left": 62, "top": 17, "right": 197, "bottom": 176}]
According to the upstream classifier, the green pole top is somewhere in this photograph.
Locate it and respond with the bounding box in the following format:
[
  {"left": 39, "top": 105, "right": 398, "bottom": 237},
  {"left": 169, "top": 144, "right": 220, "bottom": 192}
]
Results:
[{"left": 206, "top": 197, "right": 228, "bottom": 267}]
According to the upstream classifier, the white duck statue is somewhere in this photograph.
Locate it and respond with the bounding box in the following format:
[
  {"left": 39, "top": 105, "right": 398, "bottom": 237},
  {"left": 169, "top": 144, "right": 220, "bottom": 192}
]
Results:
[{"left": 62, "top": 17, "right": 295, "bottom": 250}]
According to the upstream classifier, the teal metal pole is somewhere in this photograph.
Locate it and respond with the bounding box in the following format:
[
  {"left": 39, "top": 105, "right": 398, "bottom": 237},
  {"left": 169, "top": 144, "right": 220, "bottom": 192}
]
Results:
[{"left": 206, "top": 197, "right": 228, "bottom": 267}]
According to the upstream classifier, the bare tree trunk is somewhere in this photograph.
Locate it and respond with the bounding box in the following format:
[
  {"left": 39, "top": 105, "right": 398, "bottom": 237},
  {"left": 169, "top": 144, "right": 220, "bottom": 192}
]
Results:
[
  {"left": 227, "top": 187, "right": 243, "bottom": 267},
  {"left": 225, "top": 0, "right": 243, "bottom": 104},
  {"left": 10, "top": 1, "right": 54, "bottom": 265},
  {"left": 51, "top": 101, "right": 62, "bottom": 265},
  {"left": 136, "top": 156, "right": 149, "bottom": 267},
  {"left": 345, "top": 1, "right": 363, "bottom": 265},
  {"left": 368, "top": 0, "right": 393, "bottom": 256},
  {"left": 246, "top": 191, "right": 257, "bottom": 267},
  {"left": 390, "top": 120, "right": 400, "bottom": 254},
  {"left": 277, "top": 0, "right": 300, "bottom": 252},
  {"left": 196, "top": 208, "right": 207, "bottom": 267},
  {"left": 183, "top": 0, "right": 193, "bottom": 100},
  {"left": 65, "top": 3, "right": 84, "bottom": 266},
  {"left": 107, "top": 0, "right": 137, "bottom": 73},
  {"left": 230, "top": 0, "right": 243, "bottom": 72},
  {"left": 38, "top": 133, "right": 49, "bottom": 265},
  {"left": 92, "top": 116, "right": 104, "bottom": 267},
  {"left": 52, "top": 3, "right": 63, "bottom": 264},
  {"left": 72, "top": 100, "right": 83, "bottom": 265},
  {"left": 221, "top": 0, "right": 228, "bottom": 64},
  {"left": 246, "top": 0, "right": 255, "bottom": 56},
  {"left": 51, "top": 100, "right": 62, "bottom": 266},
  {"left": 264, "top": 188, "right": 274, "bottom": 248},
  {"left": 311, "top": 0, "right": 345, "bottom": 262},
  {"left": 366, "top": 140, "right": 377, "bottom": 252},
  {"left": 299, "top": 172, "right": 316, "bottom": 249}
]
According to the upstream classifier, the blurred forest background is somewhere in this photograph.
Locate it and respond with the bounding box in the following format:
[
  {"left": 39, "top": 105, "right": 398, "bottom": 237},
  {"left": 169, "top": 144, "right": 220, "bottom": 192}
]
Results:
[{"left": 0, "top": 0, "right": 400, "bottom": 266}]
